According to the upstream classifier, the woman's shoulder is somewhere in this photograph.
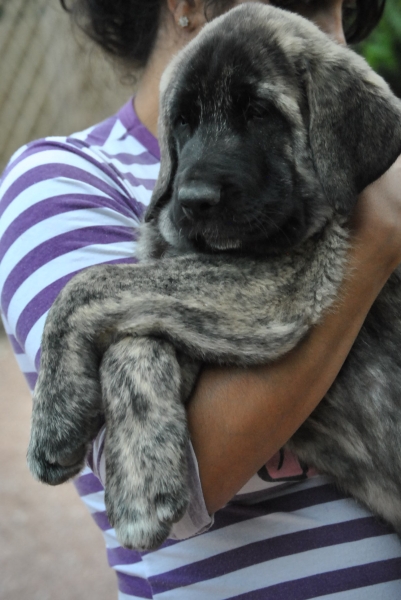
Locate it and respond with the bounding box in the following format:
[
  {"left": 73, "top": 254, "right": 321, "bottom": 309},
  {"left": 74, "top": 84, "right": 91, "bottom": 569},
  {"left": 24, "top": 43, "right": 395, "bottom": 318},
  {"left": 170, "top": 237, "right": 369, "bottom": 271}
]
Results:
[
  {"left": 0, "top": 102, "right": 160, "bottom": 240},
  {"left": 0, "top": 102, "right": 162, "bottom": 372},
  {"left": 0, "top": 99, "right": 161, "bottom": 218}
]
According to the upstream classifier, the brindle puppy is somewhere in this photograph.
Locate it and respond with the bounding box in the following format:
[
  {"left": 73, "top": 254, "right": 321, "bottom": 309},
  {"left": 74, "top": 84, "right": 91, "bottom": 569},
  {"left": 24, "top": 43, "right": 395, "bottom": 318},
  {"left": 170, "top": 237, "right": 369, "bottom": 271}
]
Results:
[{"left": 27, "top": 4, "right": 401, "bottom": 551}]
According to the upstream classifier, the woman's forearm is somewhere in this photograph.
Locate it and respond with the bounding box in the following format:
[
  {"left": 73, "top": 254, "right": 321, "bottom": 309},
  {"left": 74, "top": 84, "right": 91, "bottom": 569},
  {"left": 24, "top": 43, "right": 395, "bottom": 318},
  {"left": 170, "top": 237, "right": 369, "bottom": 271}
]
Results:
[
  {"left": 188, "top": 238, "right": 392, "bottom": 514},
  {"left": 187, "top": 160, "right": 401, "bottom": 515}
]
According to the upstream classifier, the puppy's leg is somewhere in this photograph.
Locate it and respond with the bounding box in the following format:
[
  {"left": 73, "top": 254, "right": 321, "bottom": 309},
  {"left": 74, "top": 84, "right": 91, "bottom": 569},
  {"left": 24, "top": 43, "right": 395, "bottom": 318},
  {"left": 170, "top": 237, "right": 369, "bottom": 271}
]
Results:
[
  {"left": 27, "top": 227, "right": 346, "bottom": 489},
  {"left": 101, "top": 335, "right": 190, "bottom": 551},
  {"left": 27, "top": 306, "right": 104, "bottom": 486},
  {"left": 26, "top": 263, "right": 158, "bottom": 487}
]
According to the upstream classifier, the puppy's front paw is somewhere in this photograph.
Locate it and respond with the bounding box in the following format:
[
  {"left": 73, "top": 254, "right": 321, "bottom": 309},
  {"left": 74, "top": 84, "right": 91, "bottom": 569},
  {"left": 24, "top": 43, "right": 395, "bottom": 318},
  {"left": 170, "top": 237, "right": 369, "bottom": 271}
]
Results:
[
  {"left": 101, "top": 335, "right": 190, "bottom": 550},
  {"left": 27, "top": 433, "right": 88, "bottom": 485},
  {"left": 104, "top": 415, "right": 189, "bottom": 550},
  {"left": 27, "top": 375, "right": 103, "bottom": 485},
  {"left": 106, "top": 472, "right": 189, "bottom": 551},
  {"left": 27, "top": 400, "right": 101, "bottom": 486}
]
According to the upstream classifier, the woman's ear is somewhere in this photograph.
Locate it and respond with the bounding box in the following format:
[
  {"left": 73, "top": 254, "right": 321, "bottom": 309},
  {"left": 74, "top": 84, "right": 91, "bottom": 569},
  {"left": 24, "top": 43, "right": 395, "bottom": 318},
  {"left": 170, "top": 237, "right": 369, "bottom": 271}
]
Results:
[
  {"left": 166, "top": 0, "right": 207, "bottom": 34},
  {"left": 304, "top": 45, "right": 401, "bottom": 214}
]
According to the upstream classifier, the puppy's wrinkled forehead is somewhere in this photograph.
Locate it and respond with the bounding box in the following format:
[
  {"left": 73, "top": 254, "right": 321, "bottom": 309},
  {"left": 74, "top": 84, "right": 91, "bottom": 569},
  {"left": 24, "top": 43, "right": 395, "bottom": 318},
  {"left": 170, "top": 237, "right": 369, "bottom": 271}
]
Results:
[{"left": 162, "top": 10, "right": 302, "bottom": 126}]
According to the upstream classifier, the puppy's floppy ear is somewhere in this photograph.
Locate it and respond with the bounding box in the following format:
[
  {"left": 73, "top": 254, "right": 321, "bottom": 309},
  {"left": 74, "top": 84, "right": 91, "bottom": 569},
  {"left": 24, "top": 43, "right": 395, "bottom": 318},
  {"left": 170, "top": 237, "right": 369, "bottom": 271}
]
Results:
[
  {"left": 145, "top": 56, "right": 184, "bottom": 223},
  {"left": 304, "top": 46, "right": 401, "bottom": 214},
  {"left": 144, "top": 107, "right": 177, "bottom": 223}
]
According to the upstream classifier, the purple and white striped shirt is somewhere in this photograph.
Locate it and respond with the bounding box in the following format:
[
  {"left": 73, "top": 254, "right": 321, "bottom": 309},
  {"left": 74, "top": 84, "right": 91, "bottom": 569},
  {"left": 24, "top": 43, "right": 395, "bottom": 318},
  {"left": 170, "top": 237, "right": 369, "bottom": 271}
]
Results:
[{"left": 1, "top": 98, "right": 401, "bottom": 599}]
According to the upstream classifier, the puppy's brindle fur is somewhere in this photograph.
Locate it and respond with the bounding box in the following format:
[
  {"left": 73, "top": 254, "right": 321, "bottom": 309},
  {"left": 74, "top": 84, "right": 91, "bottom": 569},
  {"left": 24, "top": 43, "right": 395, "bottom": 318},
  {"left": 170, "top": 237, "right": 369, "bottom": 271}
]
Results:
[{"left": 27, "top": 4, "right": 401, "bottom": 551}]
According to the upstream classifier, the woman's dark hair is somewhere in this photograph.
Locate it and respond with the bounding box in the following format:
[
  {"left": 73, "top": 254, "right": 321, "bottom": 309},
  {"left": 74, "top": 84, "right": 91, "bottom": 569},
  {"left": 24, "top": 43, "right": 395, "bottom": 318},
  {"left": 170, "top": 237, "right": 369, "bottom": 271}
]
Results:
[
  {"left": 271, "top": 0, "right": 386, "bottom": 44},
  {"left": 60, "top": 0, "right": 387, "bottom": 69}
]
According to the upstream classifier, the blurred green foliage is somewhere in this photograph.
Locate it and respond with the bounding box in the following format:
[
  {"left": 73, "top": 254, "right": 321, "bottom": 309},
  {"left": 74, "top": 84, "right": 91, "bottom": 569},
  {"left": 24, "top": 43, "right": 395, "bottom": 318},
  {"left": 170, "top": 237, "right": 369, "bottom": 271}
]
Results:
[{"left": 358, "top": 0, "right": 401, "bottom": 97}]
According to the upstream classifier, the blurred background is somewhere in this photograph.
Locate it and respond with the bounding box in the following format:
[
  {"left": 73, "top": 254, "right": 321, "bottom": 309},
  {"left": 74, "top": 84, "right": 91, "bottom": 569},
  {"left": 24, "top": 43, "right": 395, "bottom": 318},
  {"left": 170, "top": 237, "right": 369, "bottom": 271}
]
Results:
[
  {"left": 0, "top": 1, "right": 130, "bottom": 599},
  {"left": 0, "top": 0, "right": 400, "bottom": 598},
  {"left": 0, "top": 0, "right": 131, "bottom": 172},
  {"left": 358, "top": 0, "right": 401, "bottom": 98}
]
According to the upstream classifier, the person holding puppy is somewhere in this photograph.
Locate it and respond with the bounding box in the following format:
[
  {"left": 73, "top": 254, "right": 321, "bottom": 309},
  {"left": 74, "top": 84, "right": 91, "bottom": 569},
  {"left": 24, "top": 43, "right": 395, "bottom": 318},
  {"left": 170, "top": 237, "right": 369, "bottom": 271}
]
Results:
[{"left": 1, "top": 0, "right": 401, "bottom": 597}]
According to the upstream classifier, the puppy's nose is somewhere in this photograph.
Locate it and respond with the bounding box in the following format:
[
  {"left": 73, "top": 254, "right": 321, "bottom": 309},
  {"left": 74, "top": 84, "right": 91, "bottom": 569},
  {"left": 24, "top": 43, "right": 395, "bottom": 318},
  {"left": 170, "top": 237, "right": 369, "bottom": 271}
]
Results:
[{"left": 178, "top": 182, "right": 220, "bottom": 220}]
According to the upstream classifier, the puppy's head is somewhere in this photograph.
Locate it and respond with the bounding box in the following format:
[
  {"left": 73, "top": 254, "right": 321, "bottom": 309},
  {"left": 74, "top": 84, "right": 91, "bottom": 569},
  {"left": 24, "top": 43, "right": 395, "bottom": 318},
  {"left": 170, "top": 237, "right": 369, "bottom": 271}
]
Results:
[{"left": 145, "top": 3, "right": 401, "bottom": 256}]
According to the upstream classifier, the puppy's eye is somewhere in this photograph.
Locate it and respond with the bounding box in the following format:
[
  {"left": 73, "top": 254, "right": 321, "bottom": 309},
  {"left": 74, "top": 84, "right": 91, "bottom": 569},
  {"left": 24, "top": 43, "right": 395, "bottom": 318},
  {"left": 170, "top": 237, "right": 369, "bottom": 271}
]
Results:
[
  {"left": 179, "top": 115, "right": 189, "bottom": 127},
  {"left": 245, "top": 103, "right": 268, "bottom": 121}
]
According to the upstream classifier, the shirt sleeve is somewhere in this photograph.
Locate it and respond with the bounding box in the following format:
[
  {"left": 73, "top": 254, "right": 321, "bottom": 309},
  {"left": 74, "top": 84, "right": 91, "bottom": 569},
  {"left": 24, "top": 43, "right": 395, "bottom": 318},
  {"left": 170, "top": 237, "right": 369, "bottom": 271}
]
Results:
[
  {"left": 0, "top": 140, "right": 143, "bottom": 383},
  {"left": 0, "top": 139, "right": 214, "bottom": 540}
]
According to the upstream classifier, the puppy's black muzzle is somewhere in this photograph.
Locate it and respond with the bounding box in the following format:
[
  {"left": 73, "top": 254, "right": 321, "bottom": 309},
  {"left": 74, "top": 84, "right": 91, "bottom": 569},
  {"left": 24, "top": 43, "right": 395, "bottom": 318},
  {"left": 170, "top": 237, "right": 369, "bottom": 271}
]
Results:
[
  {"left": 168, "top": 123, "right": 308, "bottom": 254},
  {"left": 171, "top": 130, "right": 243, "bottom": 231}
]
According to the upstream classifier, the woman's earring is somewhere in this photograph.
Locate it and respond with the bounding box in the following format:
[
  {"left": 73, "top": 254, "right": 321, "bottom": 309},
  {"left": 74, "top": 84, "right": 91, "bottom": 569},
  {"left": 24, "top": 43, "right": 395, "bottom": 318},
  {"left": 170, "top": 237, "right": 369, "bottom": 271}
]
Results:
[{"left": 178, "top": 15, "right": 190, "bottom": 28}]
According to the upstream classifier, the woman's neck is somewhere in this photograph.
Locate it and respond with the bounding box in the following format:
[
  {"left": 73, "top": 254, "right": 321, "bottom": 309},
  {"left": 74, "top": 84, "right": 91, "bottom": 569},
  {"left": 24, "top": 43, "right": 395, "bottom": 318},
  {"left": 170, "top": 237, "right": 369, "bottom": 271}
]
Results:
[
  {"left": 134, "top": 7, "right": 203, "bottom": 137},
  {"left": 134, "top": 22, "right": 187, "bottom": 137},
  {"left": 134, "top": 61, "right": 165, "bottom": 137}
]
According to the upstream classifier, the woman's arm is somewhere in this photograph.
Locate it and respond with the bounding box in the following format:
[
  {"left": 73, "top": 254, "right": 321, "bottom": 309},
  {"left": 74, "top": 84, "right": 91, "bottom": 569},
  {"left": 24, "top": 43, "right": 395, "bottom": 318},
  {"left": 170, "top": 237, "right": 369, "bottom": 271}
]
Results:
[{"left": 188, "top": 155, "right": 401, "bottom": 515}]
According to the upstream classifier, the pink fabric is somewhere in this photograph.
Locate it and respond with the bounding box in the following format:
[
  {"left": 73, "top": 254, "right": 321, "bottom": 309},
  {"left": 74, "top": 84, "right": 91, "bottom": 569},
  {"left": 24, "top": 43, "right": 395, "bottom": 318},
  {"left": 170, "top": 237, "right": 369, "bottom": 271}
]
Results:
[{"left": 265, "top": 450, "right": 319, "bottom": 480}]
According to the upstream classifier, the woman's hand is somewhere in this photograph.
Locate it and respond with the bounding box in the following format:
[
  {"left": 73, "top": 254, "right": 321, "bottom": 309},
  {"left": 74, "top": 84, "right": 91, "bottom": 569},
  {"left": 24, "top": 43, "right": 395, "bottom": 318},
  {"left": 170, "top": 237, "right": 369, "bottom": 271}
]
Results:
[{"left": 187, "top": 155, "right": 401, "bottom": 515}]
